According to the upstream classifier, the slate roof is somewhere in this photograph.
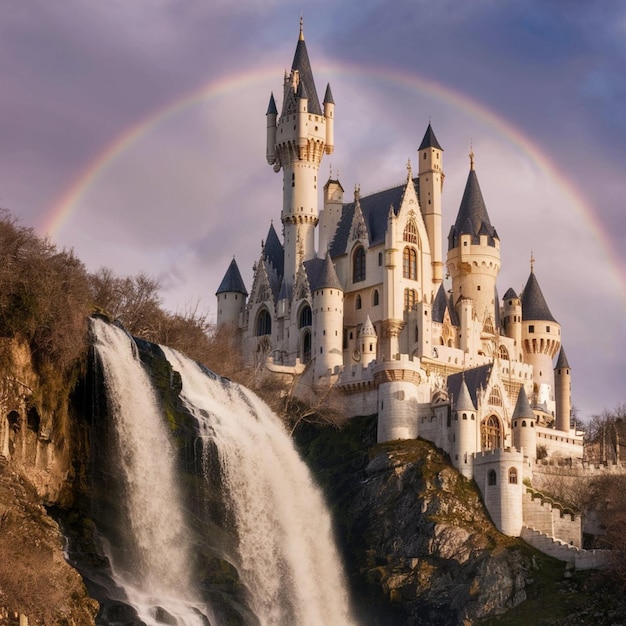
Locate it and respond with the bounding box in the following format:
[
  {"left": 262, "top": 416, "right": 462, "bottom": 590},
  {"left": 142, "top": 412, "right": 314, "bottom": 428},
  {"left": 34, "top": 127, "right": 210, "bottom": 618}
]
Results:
[
  {"left": 329, "top": 179, "right": 420, "bottom": 257},
  {"left": 264, "top": 223, "right": 284, "bottom": 281},
  {"left": 555, "top": 347, "right": 570, "bottom": 370},
  {"left": 454, "top": 377, "right": 476, "bottom": 411},
  {"left": 432, "top": 284, "right": 460, "bottom": 326},
  {"left": 216, "top": 258, "right": 248, "bottom": 296},
  {"left": 447, "top": 364, "right": 493, "bottom": 410},
  {"left": 448, "top": 169, "right": 498, "bottom": 250},
  {"left": 503, "top": 287, "right": 518, "bottom": 301},
  {"left": 521, "top": 271, "right": 557, "bottom": 323},
  {"left": 323, "top": 83, "right": 334, "bottom": 105},
  {"left": 289, "top": 33, "right": 322, "bottom": 116},
  {"left": 494, "top": 286, "right": 501, "bottom": 329},
  {"left": 418, "top": 123, "right": 443, "bottom": 151},
  {"left": 266, "top": 93, "right": 277, "bottom": 115},
  {"left": 512, "top": 386, "right": 534, "bottom": 420},
  {"left": 304, "top": 254, "right": 343, "bottom": 292}
]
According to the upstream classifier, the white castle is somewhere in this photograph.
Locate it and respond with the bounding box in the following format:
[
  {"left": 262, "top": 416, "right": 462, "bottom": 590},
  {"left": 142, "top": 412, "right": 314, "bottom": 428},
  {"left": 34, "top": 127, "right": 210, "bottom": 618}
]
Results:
[{"left": 215, "top": 23, "right": 600, "bottom": 558}]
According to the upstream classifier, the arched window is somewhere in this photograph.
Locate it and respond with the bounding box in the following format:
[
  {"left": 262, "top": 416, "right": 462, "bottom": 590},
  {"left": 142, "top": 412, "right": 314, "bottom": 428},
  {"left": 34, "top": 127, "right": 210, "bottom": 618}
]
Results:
[
  {"left": 299, "top": 305, "right": 312, "bottom": 328},
  {"left": 508, "top": 467, "right": 518, "bottom": 484},
  {"left": 403, "top": 247, "right": 417, "bottom": 280},
  {"left": 300, "top": 329, "right": 311, "bottom": 364},
  {"left": 498, "top": 344, "right": 510, "bottom": 361},
  {"left": 488, "top": 386, "right": 503, "bottom": 407},
  {"left": 355, "top": 295, "right": 362, "bottom": 310},
  {"left": 255, "top": 309, "right": 272, "bottom": 337},
  {"left": 403, "top": 219, "right": 418, "bottom": 244},
  {"left": 481, "top": 415, "right": 501, "bottom": 450},
  {"left": 353, "top": 246, "right": 366, "bottom": 282},
  {"left": 488, "top": 469, "right": 497, "bottom": 486},
  {"left": 372, "top": 289, "right": 379, "bottom": 306},
  {"left": 404, "top": 288, "right": 417, "bottom": 311}
]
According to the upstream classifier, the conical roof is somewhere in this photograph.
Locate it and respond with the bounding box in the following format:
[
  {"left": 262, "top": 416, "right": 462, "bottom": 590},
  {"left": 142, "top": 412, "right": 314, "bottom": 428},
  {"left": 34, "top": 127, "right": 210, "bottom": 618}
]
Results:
[
  {"left": 216, "top": 258, "right": 248, "bottom": 296},
  {"left": 418, "top": 123, "right": 443, "bottom": 151},
  {"left": 323, "top": 83, "right": 334, "bottom": 105},
  {"left": 317, "top": 253, "right": 343, "bottom": 290},
  {"left": 512, "top": 386, "right": 535, "bottom": 420},
  {"left": 448, "top": 167, "right": 498, "bottom": 250},
  {"left": 360, "top": 315, "right": 376, "bottom": 337},
  {"left": 555, "top": 347, "right": 570, "bottom": 369},
  {"left": 521, "top": 271, "right": 557, "bottom": 323},
  {"left": 290, "top": 26, "right": 322, "bottom": 115},
  {"left": 455, "top": 377, "right": 476, "bottom": 412},
  {"left": 266, "top": 92, "right": 277, "bottom": 115},
  {"left": 503, "top": 287, "right": 518, "bottom": 300},
  {"left": 264, "top": 223, "right": 284, "bottom": 280}
]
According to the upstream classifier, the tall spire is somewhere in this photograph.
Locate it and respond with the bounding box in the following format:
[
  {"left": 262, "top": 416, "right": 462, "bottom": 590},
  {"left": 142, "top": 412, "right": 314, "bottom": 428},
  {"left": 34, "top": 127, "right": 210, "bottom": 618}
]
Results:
[
  {"left": 299, "top": 14, "right": 304, "bottom": 41},
  {"left": 287, "top": 17, "right": 322, "bottom": 115}
]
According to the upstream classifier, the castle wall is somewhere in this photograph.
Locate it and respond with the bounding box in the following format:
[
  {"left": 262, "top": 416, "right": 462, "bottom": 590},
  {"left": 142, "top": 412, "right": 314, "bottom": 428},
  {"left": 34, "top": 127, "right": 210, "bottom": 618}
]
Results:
[{"left": 536, "top": 427, "right": 583, "bottom": 458}]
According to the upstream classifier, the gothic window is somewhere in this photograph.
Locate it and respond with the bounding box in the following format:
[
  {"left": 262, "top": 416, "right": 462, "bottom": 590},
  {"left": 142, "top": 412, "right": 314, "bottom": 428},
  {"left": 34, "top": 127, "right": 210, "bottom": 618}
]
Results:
[
  {"left": 356, "top": 295, "right": 362, "bottom": 310},
  {"left": 353, "top": 246, "right": 366, "bottom": 282},
  {"left": 498, "top": 344, "right": 509, "bottom": 360},
  {"left": 488, "top": 387, "right": 503, "bottom": 407},
  {"left": 403, "top": 247, "right": 417, "bottom": 280},
  {"left": 300, "top": 329, "right": 311, "bottom": 364},
  {"left": 299, "top": 305, "right": 312, "bottom": 328},
  {"left": 481, "top": 415, "right": 501, "bottom": 451},
  {"left": 483, "top": 317, "right": 495, "bottom": 334},
  {"left": 508, "top": 467, "right": 518, "bottom": 484},
  {"left": 255, "top": 309, "right": 272, "bottom": 337},
  {"left": 372, "top": 289, "right": 379, "bottom": 306},
  {"left": 403, "top": 219, "right": 418, "bottom": 244},
  {"left": 404, "top": 288, "right": 417, "bottom": 311},
  {"left": 488, "top": 469, "right": 497, "bottom": 486}
]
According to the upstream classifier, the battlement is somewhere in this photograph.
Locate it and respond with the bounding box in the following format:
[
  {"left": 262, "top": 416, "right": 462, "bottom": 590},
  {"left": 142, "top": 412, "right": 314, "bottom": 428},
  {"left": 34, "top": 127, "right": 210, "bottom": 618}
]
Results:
[{"left": 473, "top": 447, "right": 524, "bottom": 464}]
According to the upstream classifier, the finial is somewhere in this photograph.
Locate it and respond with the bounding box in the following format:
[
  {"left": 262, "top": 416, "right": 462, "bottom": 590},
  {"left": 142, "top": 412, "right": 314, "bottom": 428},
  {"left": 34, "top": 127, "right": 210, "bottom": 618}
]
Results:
[
  {"left": 406, "top": 157, "right": 412, "bottom": 180},
  {"left": 354, "top": 183, "right": 360, "bottom": 202},
  {"left": 469, "top": 141, "right": 475, "bottom": 170},
  {"left": 530, "top": 251, "right": 535, "bottom": 273},
  {"left": 299, "top": 15, "right": 304, "bottom": 41},
  {"left": 329, "top": 163, "right": 333, "bottom": 179}
]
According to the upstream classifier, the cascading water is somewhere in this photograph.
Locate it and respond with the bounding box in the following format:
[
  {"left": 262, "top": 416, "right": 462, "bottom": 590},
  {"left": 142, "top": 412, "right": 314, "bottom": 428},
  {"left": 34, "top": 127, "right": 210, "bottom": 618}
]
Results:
[
  {"left": 161, "top": 346, "right": 358, "bottom": 626},
  {"left": 91, "top": 319, "right": 213, "bottom": 626}
]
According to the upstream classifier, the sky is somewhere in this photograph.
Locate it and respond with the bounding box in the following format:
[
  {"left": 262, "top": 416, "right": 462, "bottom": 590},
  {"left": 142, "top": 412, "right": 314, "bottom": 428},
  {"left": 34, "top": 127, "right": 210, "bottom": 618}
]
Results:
[{"left": 0, "top": 1, "right": 624, "bottom": 421}]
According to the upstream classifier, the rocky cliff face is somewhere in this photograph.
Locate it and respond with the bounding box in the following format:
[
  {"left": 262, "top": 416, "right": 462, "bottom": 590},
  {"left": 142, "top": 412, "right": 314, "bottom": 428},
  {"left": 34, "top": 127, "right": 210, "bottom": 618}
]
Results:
[{"left": 297, "top": 415, "right": 534, "bottom": 626}]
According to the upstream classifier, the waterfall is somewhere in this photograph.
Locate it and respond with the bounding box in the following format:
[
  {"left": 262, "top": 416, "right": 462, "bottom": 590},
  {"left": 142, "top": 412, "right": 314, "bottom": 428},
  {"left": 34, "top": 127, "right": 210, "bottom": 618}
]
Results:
[
  {"left": 91, "top": 319, "right": 213, "bottom": 626},
  {"left": 161, "top": 346, "right": 357, "bottom": 626}
]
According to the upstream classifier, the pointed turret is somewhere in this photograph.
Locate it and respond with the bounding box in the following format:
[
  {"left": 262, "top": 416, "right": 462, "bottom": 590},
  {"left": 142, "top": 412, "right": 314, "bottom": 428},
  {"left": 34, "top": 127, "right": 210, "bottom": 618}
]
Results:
[
  {"left": 452, "top": 376, "right": 477, "bottom": 478},
  {"left": 323, "top": 83, "right": 335, "bottom": 154},
  {"left": 359, "top": 315, "right": 378, "bottom": 367},
  {"left": 512, "top": 386, "right": 534, "bottom": 420},
  {"left": 317, "top": 251, "right": 343, "bottom": 291},
  {"left": 502, "top": 287, "right": 523, "bottom": 361},
  {"left": 512, "top": 386, "right": 537, "bottom": 460},
  {"left": 418, "top": 123, "right": 444, "bottom": 285},
  {"left": 216, "top": 258, "right": 248, "bottom": 328},
  {"left": 521, "top": 269, "right": 557, "bottom": 323},
  {"left": 455, "top": 377, "right": 476, "bottom": 412},
  {"left": 554, "top": 346, "right": 572, "bottom": 433},
  {"left": 266, "top": 93, "right": 278, "bottom": 166},
  {"left": 446, "top": 154, "right": 501, "bottom": 326}
]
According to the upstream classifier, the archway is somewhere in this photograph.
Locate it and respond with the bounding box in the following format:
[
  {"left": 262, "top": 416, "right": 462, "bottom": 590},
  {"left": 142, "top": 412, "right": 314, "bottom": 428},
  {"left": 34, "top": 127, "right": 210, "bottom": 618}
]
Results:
[{"left": 481, "top": 414, "right": 502, "bottom": 450}]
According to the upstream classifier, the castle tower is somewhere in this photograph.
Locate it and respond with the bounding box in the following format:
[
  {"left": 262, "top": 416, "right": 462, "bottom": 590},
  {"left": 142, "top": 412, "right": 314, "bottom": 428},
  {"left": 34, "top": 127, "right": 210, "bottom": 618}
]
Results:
[
  {"left": 501, "top": 288, "right": 523, "bottom": 361},
  {"left": 511, "top": 386, "right": 537, "bottom": 464},
  {"left": 319, "top": 175, "right": 344, "bottom": 253},
  {"left": 359, "top": 316, "right": 378, "bottom": 367},
  {"left": 554, "top": 347, "right": 572, "bottom": 433},
  {"left": 520, "top": 259, "right": 561, "bottom": 409},
  {"left": 215, "top": 258, "right": 248, "bottom": 327},
  {"left": 418, "top": 123, "right": 444, "bottom": 287},
  {"left": 447, "top": 153, "right": 501, "bottom": 328},
  {"left": 453, "top": 376, "right": 477, "bottom": 478},
  {"left": 267, "top": 19, "right": 334, "bottom": 288},
  {"left": 312, "top": 254, "right": 344, "bottom": 380}
]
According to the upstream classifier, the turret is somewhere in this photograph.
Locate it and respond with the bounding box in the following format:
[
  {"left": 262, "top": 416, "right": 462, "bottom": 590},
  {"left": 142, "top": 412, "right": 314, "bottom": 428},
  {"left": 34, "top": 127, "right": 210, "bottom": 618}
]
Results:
[
  {"left": 270, "top": 19, "right": 330, "bottom": 287},
  {"left": 511, "top": 386, "right": 536, "bottom": 463},
  {"left": 501, "top": 288, "right": 522, "bottom": 361},
  {"left": 418, "top": 123, "right": 444, "bottom": 286},
  {"left": 266, "top": 93, "right": 277, "bottom": 165},
  {"left": 447, "top": 153, "right": 500, "bottom": 328},
  {"left": 520, "top": 258, "right": 561, "bottom": 409},
  {"left": 453, "top": 376, "right": 477, "bottom": 478},
  {"left": 323, "top": 83, "right": 335, "bottom": 154},
  {"left": 359, "top": 316, "right": 378, "bottom": 367},
  {"left": 319, "top": 175, "right": 344, "bottom": 253},
  {"left": 216, "top": 258, "right": 248, "bottom": 328},
  {"left": 554, "top": 347, "right": 572, "bottom": 433}
]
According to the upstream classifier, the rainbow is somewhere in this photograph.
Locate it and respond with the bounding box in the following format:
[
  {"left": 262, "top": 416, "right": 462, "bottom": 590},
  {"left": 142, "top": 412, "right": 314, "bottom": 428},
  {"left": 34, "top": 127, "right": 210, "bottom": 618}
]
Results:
[{"left": 43, "top": 59, "right": 624, "bottom": 293}]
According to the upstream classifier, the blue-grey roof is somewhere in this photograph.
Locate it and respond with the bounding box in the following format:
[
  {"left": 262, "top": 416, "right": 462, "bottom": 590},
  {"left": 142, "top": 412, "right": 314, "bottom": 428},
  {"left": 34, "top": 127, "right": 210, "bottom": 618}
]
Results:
[
  {"left": 448, "top": 169, "right": 498, "bottom": 250},
  {"left": 521, "top": 271, "right": 557, "bottom": 323},
  {"left": 289, "top": 33, "right": 322, "bottom": 116},
  {"left": 329, "top": 179, "right": 420, "bottom": 257},
  {"left": 494, "top": 286, "right": 501, "bottom": 329},
  {"left": 266, "top": 93, "right": 277, "bottom": 115},
  {"left": 447, "top": 364, "right": 493, "bottom": 410},
  {"left": 264, "top": 223, "right": 284, "bottom": 281},
  {"left": 216, "top": 258, "right": 248, "bottom": 296},
  {"left": 432, "top": 284, "right": 459, "bottom": 326},
  {"left": 418, "top": 123, "right": 443, "bottom": 151},
  {"left": 503, "top": 287, "right": 518, "bottom": 300},
  {"left": 555, "top": 347, "right": 570, "bottom": 370},
  {"left": 512, "top": 386, "right": 534, "bottom": 420},
  {"left": 304, "top": 254, "right": 343, "bottom": 292},
  {"left": 323, "top": 83, "right": 334, "bottom": 105},
  {"left": 454, "top": 377, "right": 476, "bottom": 411}
]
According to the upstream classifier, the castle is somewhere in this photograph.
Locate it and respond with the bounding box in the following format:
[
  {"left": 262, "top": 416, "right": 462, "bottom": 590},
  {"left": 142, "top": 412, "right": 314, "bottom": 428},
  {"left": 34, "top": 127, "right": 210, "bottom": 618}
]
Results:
[{"left": 215, "top": 22, "right": 594, "bottom": 549}]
